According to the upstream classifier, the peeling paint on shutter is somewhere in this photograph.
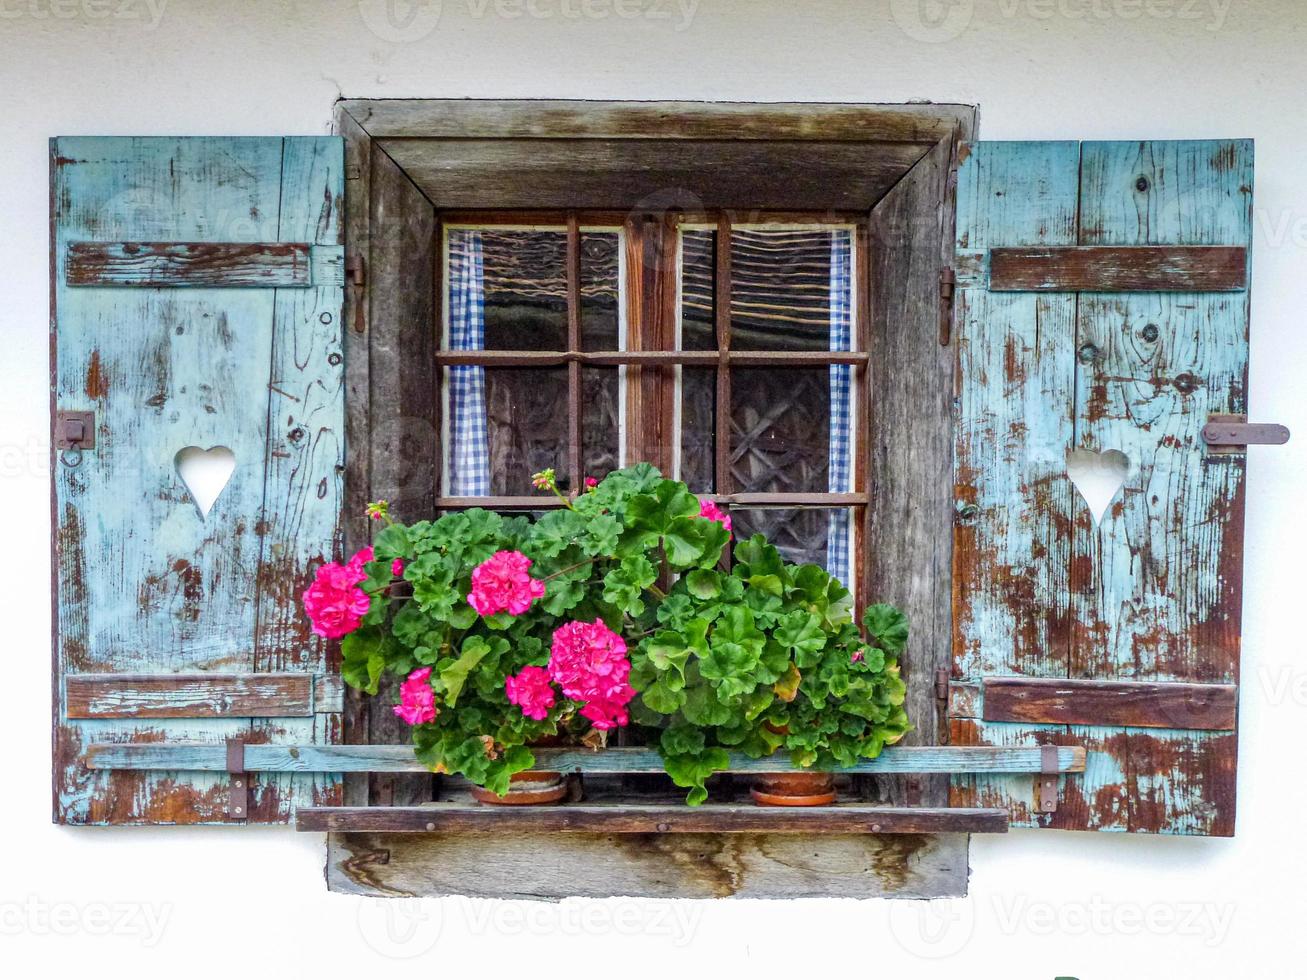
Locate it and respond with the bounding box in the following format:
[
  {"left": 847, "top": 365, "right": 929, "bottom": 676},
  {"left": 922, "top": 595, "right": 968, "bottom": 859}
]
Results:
[
  {"left": 51, "top": 137, "right": 346, "bottom": 824},
  {"left": 950, "top": 140, "right": 1251, "bottom": 836}
]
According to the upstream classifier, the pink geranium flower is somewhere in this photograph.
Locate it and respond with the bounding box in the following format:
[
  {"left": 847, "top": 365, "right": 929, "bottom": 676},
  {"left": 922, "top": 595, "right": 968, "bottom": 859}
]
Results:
[
  {"left": 302, "top": 559, "right": 370, "bottom": 639},
  {"left": 391, "top": 558, "right": 405, "bottom": 577},
  {"left": 548, "top": 619, "right": 634, "bottom": 730},
  {"left": 698, "top": 498, "right": 732, "bottom": 533},
  {"left": 467, "top": 550, "right": 546, "bottom": 617},
  {"left": 505, "top": 665, "right": 557, "bottom": 721},
  {"left": 393, "top": 666, "right": 436, "bottom": 725}
]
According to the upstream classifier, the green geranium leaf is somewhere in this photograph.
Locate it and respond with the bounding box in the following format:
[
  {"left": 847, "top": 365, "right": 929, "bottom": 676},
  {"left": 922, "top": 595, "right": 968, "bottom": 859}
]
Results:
[
  {"left": 863, "top": 603, "right": 909, "bottom": 655},
  {"left": 341, "top": 628, "right": 387, "bottom": 695},
  {"left": 439, "top": 635, "right": 497, "bottom": 707},
  {"left": 685, "top": 568, "right": 721, "bottom": 599},
  {"left": 641, "top": 677, "right": 686, "bottom": 714}
]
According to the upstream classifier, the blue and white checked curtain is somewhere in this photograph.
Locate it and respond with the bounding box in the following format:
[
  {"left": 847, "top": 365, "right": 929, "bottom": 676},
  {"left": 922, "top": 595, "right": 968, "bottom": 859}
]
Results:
[
  {"left": 826, "top": 229, "right": 853, "bottom": 587},
  {"left": 447, "top": 229, "right": 491, "bottom": 496}
]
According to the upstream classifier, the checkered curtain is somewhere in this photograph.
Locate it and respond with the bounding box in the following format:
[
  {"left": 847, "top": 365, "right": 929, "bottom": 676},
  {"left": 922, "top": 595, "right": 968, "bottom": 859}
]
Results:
[
  {"left": 826, "top": 230, "right": 853, "bottom": 586},
  {"left": 447, "top": 229, "right": 491, "bottom": 496}
]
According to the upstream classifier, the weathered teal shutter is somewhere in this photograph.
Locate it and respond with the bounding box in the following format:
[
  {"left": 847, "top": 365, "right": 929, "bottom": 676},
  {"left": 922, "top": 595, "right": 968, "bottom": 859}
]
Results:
[
  {"left": 949, "top": 140, "right": 1254, "bottom": 835},
  {"left": 52, "top": 137, "right": 345, "bottom": 824}
]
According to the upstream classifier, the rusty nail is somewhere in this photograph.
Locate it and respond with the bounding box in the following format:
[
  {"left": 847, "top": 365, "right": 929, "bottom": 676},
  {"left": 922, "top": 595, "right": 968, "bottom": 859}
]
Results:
[
  {"left": 956, "top": 502, "right": 980, "bottom": 522},
  {"left": 1140, "top": 323, "right": 1159, "bottom": 342},
  {"left": 1174, "top": 372, "right": 1200, "bottom": 395},
  {"left": 1077, "top": 343, "right": 1099, "bottom": 364}
]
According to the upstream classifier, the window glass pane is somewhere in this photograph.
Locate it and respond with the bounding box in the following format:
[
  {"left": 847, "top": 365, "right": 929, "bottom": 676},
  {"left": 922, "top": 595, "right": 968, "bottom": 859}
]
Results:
[
  {"left": 479, "top": 229, "right": 568, "bottom": 351},
  {"left": 731, "top": 366, "right": 853, "bottom": 494},
  {"left": 731, "top": 507, "right": 857, "bottom": 590},
  {"left": 483, "top": 366, "right": 569, "bottom": 495},
  {"left": 679, "top": 366, "right": 716, "bottom": 493},
  {"left": 679, "top": 228, "right": 716, "bottom": 351},
  {"left": 731, "top": 227, "right": 854, "bottom": 353},
  {"left": 582, "top": 366, "right": 621, "bottom": 483},
  {"left": 580, "top": 231, "right": 621, "bottom": 351}
]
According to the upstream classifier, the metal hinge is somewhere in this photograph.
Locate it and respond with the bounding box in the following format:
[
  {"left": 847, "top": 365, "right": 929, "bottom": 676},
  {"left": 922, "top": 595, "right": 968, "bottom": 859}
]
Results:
[
  {"left": 1202, "top": 414, "right": 1290, "bottom": 454},
  {"left": 226, "top": 737, "right": 248, "bottom": 820},
  {"left": 935, "top": 667, "right": 950, "bottom": 701},
  {"left": 939, "top": 267, "right": 956, "bottom": 345},
  {"left": 345, "top": 253, "right": 366, "bottom": 288},
  {"left": 1038, "top": 744, "right": 1059, "bottom": 813}
]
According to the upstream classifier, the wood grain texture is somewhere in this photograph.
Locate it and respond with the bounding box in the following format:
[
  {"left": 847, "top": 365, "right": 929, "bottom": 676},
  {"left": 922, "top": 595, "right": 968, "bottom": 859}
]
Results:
[
  {"left": 979, "top": 677, "right": 1237, "bottom": 730},
  {"left": 949, "top": 140, "right": 1252, "bottom": 836},
  {"left": 298, "top": 803, "right": 1009, "bottom": 835},
  {"left": 988, "top": 246, "right": 1247, "bottom": 292},
  {"left": 335, "top": 104, "right": 374, "bottom": 809},
  {"left": 866, "top": 132, "right": 966, "bottom": 808},
  {"left": 364, "top": 146, "right": 438, "bottom": 808},
  {"left": 65, "top": 673, "right": 316, "bottom": 718},
  {"left": 85, "top": 743, "right": 1086, "bottom": 774},
  {"left": 341, "top": 99, "right": 974, "bottom": 144},
  {"left": 65, "top": 242, "right": 314, "bottom": 287},
  {"left": 953, "top": 141, "right": 1081, "bottom": 681},
  {"left": 51, "top": 137, "right": 345, "bottom": 824},
  {"left": 376, "top": 138, "right": 934, "bottom": 211},
  {"left": 326, "top": 830, "right": 972, "bottom": 898}
]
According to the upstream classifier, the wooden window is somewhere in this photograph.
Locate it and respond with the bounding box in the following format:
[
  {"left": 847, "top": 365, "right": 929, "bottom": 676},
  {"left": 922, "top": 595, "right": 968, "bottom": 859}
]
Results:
[{"left": 437, "top": 212, "right": 870, "bottom": 599}]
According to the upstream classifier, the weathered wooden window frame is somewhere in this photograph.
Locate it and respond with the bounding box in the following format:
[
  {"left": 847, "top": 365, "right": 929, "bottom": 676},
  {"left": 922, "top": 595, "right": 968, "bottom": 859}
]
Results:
[{"left": 330, "top": 99, "right": 987, "bottom": 898}]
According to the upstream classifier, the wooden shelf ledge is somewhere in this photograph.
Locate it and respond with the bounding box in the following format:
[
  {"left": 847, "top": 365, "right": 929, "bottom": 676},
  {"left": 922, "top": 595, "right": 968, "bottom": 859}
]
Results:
[{"left": 296, "top": 803, "right": 1009, "bottom": 835}]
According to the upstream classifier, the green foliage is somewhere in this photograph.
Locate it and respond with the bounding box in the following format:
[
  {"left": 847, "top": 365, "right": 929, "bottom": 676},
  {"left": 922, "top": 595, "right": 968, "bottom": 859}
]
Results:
[{"left": 330, "top": 465, "right": 910, "bottom": 802}]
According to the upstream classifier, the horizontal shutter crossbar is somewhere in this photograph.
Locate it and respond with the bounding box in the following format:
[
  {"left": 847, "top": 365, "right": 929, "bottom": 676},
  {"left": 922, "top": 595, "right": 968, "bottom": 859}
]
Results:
[
  {"left": 65, "top": 242, "right": 316, "bottom": 287},
  {"left": 976, "top": 676, "right": 1237, "bottom": 731},
  {"left": 65, "top": 673, "right": 341, "bottom": 719},
  {"left": 84, "top": 743, "right": 1086, "bottom": 774},
  {"left": 295, "top": 803, "right": 1010, "bottom": 835},
  {"left": 987, "top": 245, "right": 1247, "bottom": 292}
]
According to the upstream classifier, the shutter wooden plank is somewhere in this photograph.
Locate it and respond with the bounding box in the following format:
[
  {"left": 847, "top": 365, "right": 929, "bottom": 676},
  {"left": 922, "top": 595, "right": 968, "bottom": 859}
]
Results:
[
  {"left": 65, "top": 242, "right": 313, "bottom": 287},
  {"left": 251, "top": 136, "right": 347, "bottom": 820},
  {"left": 953, "top": 141, "right": 1080, "bottom": 681},
  {"left": 980, "top": 677, "right": 1237, "bottom": 730},
  {"left": 65, "top": 673, "right": 315, "bottom": 718},
  {"left": 52, "top": 137, "right": 345, "bottom": 824},
  {"left": 950, "top": 140, "right": 1251, "bottom": 836},
  {"left": 988, "top": 246, "right": 1247, "bottom": 291},
  {"left": 1065, "top": 139, "right": 1250, "bottom": 836}
]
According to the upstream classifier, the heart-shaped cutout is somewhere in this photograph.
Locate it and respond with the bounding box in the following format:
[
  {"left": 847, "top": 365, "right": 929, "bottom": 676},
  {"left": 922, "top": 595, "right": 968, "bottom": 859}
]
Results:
[
  {"left": 1066, "top": 448, "right": 1129, "bottom": 526},
  {"left": 175, "top": 446, "right": 236, "bottom": 519}
]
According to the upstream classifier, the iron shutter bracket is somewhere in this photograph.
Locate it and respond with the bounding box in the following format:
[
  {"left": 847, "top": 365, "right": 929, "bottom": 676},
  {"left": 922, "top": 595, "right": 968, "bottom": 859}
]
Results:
[
  {"left": 226, "top": 737, "right": 248, "bottom": 820},
  {"left": 55, "top": 409, "right": 95, "bottom": 467},
  {"left": 1202, "top": 414, "right": 1290, "bottom": 454},
  {"left": 1037, "top": 744, "right": 1059, "bottom": 814}
]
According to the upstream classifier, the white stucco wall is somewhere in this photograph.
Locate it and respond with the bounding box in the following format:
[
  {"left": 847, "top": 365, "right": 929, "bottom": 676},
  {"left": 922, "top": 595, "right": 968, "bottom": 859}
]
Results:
[{"left": 4, "top": 1, "right": 1304, "bottom": 976}]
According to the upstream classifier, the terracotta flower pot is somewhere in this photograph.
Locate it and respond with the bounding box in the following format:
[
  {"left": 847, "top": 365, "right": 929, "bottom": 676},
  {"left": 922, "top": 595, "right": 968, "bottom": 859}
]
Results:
[
  {"left": 751, "top": 771, "right": 837, "bottom": 807},
  {"left": 470, "top": 770, "right": 568, "bottom": 806}
]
